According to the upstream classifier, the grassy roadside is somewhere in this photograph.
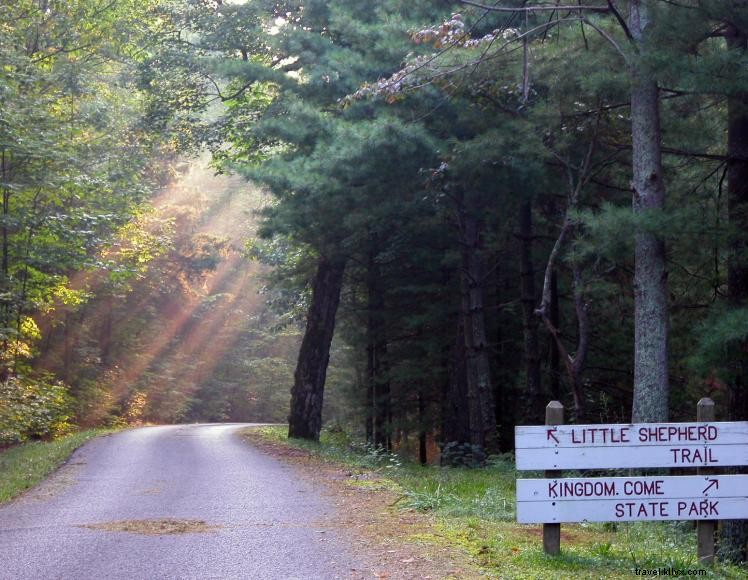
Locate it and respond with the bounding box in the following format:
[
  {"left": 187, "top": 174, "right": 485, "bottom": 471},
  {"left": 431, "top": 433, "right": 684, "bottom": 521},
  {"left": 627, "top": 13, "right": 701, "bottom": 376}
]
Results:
[
  {"left": 0, "top": 428, "right": 115, "bottom": 504},
  {"left": 245, "top": 426, "right": 748, "bottom": 579}
]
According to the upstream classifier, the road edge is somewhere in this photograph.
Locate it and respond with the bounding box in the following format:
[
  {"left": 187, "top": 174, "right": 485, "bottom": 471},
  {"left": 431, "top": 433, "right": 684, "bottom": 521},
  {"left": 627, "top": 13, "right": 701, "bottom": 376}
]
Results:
[{"left": 239, "top": 426, "right": 483, "bottom": 580}]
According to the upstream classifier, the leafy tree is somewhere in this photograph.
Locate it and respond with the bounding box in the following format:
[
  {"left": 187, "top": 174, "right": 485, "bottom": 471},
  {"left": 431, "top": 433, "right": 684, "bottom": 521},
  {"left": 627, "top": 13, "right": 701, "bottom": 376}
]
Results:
[{"left": 0, "top": 0, "right": 178, "bottom": 437}]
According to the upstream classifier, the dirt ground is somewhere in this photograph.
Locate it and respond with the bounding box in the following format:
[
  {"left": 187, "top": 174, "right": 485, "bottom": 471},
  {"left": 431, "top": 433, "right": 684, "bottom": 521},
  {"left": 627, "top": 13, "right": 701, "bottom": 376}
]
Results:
[{"left": 242, "top": 431, "right": 483, "bottom": 580}]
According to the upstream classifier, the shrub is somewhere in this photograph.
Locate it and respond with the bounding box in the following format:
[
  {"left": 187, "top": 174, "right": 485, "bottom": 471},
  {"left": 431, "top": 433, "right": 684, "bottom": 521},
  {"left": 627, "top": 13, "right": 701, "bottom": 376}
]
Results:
[
  {"left": 440, "top": 441, "right": 487, "bottom": 467},
  {"left": 0, "top": 375, "right": 74, "bottom": 445}
]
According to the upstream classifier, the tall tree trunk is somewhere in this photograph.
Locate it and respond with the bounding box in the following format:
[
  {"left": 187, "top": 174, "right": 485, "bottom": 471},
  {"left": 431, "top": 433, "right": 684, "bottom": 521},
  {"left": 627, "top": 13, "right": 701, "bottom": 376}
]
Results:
[
  {"left": 549, "top": 270, "right": 561, "bottom": 400},
  {"left": 365, "top": 368, "right": 373, "bottom": 444},
  {"left": 536, "top": 121, "right": 598, "bottom": 420},
  {"left": 100, "top": 294, "right": 113, "bottom": 365},
  {"left": 569, "top": 264, "right": 590, "bottom": 420},
  {"left": 418, "top": 389, "right": 428, "bottom": 465},
  {"left": 719, "top": 23, "right": 748, "bottom": 565},
  {"left": 519, "top": 200, "right": 543, "bottom": 424},
  {"left": 442, "top": 311, "right": 471, "bottom": 446},
  {"left": 0, "top": 149, "right": 11, "bottom": 354},
  {"left": 459, "top": 207, "right": 498, "bottom": 454},
  {"left": 1, "top": 151, "right": 8, "bottom": 289},
  {"left": 1, "top": 149, "right": 10, "bottom": 370},
  {"left": 536, "top": 215, "right": 588, "bottom": 419},
  {"left": 288, "top": 256, "right": 345, "bottom": 441},
  {"left": 629, "top": 1, "right": 669, "bottom": 423},
  {"left": 62, "top": 311, "right": 73, "bottom": 383},
  {"left": 366, "top": 243, "right": 390, "bottom": 450},
  {"left": 494, "top": 255, "right": 515, "bottom": 451}
]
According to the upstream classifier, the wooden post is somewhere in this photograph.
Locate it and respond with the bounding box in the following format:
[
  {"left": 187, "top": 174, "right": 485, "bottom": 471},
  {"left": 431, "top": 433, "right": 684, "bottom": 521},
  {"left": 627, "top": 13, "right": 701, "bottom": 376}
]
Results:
[
  {"left": 543, "top": 400, "right": 563, "bottom": 555},
  {"left": 697, "top": 397, "right": 715, "bottom": 565}
]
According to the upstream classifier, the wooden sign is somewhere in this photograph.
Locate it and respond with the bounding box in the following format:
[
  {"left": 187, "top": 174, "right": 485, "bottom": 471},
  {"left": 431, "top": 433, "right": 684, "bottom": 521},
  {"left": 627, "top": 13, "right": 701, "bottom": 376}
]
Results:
[
  {"left": 516, "top": 475, "right": 748, "bottom": 523},
  {"left": 518, "top": 400, "right": 747, "bottom": 562},
  {"left": 515, "top": 421, "right": 748, "bottom": 470}
]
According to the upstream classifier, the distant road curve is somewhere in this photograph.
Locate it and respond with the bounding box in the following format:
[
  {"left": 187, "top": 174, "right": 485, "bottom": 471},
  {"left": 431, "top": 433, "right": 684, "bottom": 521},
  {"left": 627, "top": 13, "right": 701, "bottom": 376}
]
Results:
[{"left": 0, "top": 424, "right": 362, "bottom": 579}]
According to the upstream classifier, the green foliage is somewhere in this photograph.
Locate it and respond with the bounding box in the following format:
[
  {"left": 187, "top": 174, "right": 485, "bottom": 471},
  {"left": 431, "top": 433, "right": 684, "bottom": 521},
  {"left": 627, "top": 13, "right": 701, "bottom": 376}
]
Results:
[
  {"left": 105, "top": 211, "right": 175, "bottom": 286},
  {"left": 0, "top": 376, "right": 73, "bottom": 445},
  {"left": 690, "top": 306, "right": 748, "bottom": 383},
  {"left": 0, "top": 0, "right": 176, "bottom": 386},
  {"left": 574, "top": 203, "right": 637, "bottom": 264}
]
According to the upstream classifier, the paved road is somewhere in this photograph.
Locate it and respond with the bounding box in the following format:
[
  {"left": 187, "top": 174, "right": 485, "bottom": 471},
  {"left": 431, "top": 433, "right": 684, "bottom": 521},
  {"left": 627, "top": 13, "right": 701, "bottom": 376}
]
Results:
[{"left": 0, "top": 424, "right": 363, "bottom": 580}]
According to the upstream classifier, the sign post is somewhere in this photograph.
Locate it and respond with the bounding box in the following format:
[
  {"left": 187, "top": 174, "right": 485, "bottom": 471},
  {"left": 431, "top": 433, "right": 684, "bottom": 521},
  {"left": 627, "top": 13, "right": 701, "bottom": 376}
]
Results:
[
  {"left": 697, "top": 398, "right": 715, "bottom": 565},
  {"left": 515, "top": 398, "right": 748, "bottom": 562},
  {"left": 543, "top": 401, "right": 563, "bottom": 556}
]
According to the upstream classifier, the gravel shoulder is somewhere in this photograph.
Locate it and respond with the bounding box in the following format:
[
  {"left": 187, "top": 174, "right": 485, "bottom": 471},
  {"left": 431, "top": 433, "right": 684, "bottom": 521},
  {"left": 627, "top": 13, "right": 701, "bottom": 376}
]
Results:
[{"left": 240, "top": 428, "right": 482, "bottom": 580}]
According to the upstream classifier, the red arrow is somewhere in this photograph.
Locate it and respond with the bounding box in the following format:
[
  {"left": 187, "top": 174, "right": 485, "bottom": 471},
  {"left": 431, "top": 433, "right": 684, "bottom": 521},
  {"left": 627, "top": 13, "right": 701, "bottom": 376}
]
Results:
[
  {"left": 547, "top": 428, "right": 559, "bottom": 444},
  {"left": 702, "top": 478, "right": 719, "bottom": 495}
]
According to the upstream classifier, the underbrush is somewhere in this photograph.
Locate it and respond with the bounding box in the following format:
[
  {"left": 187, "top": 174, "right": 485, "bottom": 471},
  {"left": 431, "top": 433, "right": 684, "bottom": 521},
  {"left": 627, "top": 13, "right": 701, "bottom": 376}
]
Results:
[
  {"left": 0, "top": 376, "right": 74, "bottom": 446},
  {"left": 247, "top": 425, "right": 748, "bottom": 579}
]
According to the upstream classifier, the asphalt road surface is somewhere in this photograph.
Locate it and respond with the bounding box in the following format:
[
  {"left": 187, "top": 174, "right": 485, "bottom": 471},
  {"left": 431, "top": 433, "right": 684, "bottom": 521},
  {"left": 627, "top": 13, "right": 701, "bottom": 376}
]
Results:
[{"left": 0, "top": 424, "right": 364, "bottom": 580}]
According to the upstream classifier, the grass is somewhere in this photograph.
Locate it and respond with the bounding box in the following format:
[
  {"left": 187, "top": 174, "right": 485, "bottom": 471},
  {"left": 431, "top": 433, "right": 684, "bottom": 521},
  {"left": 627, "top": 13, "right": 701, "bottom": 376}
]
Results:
[
  {"left": 0, "top": 429, "right": 114, "bottom": 504},
  {"left": 247, "top": 425, "right": 748, "bottom": 579}
]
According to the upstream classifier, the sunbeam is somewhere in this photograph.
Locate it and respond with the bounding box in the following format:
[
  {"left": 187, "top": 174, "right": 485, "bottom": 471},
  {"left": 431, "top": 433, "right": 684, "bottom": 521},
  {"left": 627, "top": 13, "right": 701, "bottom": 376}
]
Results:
[{"left": 34, "top": 155, "right": 291, "bottom": 425}]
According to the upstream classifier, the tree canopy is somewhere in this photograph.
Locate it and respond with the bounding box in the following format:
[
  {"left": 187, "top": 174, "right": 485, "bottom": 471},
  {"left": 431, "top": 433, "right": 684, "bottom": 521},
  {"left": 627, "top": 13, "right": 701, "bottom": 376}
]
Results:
[{"left": 2, "top": 0, "right": 748, "bottom": 563}]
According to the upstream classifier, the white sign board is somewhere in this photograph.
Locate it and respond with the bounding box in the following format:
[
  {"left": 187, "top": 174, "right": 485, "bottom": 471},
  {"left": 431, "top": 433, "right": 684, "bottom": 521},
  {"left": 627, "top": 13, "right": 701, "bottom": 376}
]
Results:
[
  {"left": 515, "top": 421, "right": 748, "bottom": 470},
  {"left": 516, "top": 475, "right": 748, "bottom": 523}
]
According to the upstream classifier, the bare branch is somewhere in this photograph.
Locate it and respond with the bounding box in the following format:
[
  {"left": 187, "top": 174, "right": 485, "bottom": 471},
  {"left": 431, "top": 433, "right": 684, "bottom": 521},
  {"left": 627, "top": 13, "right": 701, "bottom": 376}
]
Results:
[
  {"left": 606, "top": 0, "right": 633, "bottom": 41},
  {"left": 460, "top": 0, "right": 610, "bottom": 13},
  {"left": 31, "top": 43, "right": 95, "bottom": 63},
  {"left": 571, "top": 263, "right": 590, "bottom": 378},
  {"left": 580, "top": 17, "right": 629, "bottom": 62},
  {"left": 535, "top": 111, "right": 602, "bottom": 417},
  {"left": 536, "top": 214, "right": 573, "bottom": 318},
  {"left": 662, "top": 147, "right": 731, "bottom": 162},
  {"left": 522, "top": 10, "right": 530, "bottom": 101}
]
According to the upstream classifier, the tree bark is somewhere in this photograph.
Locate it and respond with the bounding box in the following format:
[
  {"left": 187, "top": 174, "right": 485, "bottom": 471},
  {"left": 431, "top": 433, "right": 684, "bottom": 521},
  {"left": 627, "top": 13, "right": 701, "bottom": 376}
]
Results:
[
  {"left": 418, "top": 389, "right": 428, "bottom": 465},
  {"left": 535, "top": 119, "right": 598, "bottom": 420},
  {"left": 442, "top": 310, "right": 471, "bottom": 446},
  {"left": 365, "top": 367, "right": 373, "bottom": 444},
  {"left": 536, "top": 210, "right": 588, "bottom": 419},
  {"left": 1, "top": 149, "right": 10, "bottom": 347},
  {"left": 100, "top": 293, "right": 114, "bottom": 365},
  {"left": 629, "top": 0, "right": 669, "bottom": 423},
  {"left": 549, "top": 270, "right": 561, "bottom": 400},
  {"left": 62, "top": 311, "right": 73, "bottom": 383},
  {"left": 459, "top": 206, "right": 498, "bottom": 454},
  {"left": 519, "top": 200, "right": 543, "bottom": 424},
  {"left": 366, "top": 243, "right": 390, "bottom": 450},
  {"left": 494, "top": 255, "right": 514, "bottom": 451},
  {"left": 719, "top": 23, "right": 748, "bottom": 565},
  {"left": 569, "top": 264, "right": 590, "bottom": 420},
  {"left": 288, "top": 256, "right": 345, "bottom": 441}
]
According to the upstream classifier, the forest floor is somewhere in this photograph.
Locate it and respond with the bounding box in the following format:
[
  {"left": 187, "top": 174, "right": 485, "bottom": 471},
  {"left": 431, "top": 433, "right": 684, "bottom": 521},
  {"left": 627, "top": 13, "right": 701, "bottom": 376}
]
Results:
[{"left": 242, "top": 426, "right": 748, "bottom": 580}]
